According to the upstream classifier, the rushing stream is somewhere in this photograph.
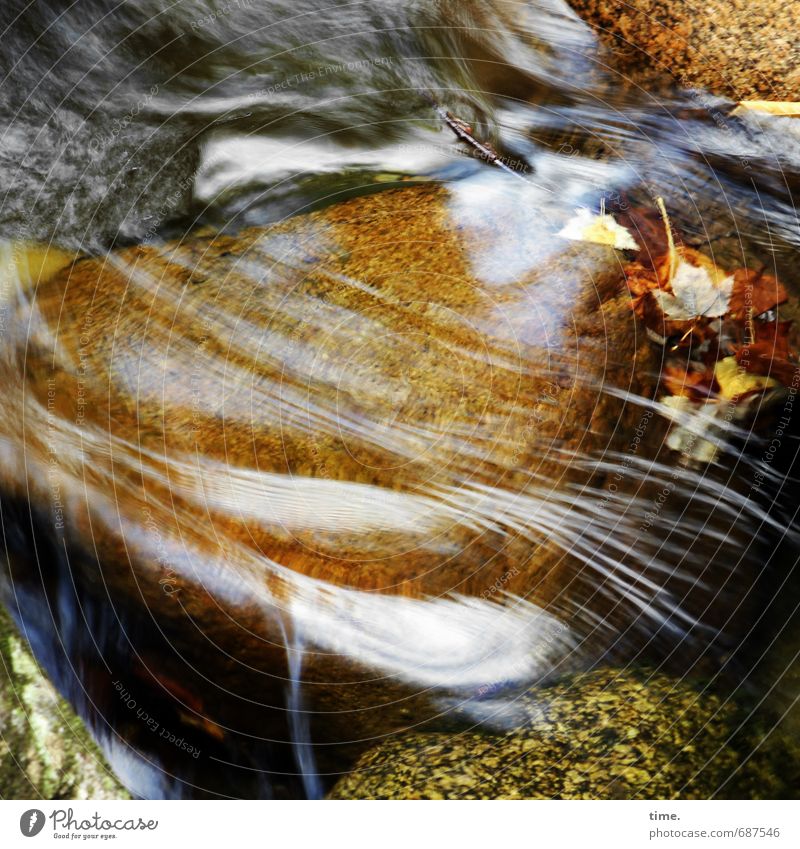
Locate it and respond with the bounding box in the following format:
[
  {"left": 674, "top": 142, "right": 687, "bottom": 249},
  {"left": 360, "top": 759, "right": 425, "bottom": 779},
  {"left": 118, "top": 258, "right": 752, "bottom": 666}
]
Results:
[{"left": 1, "top": 0, "right": 799, "bottom": 798}]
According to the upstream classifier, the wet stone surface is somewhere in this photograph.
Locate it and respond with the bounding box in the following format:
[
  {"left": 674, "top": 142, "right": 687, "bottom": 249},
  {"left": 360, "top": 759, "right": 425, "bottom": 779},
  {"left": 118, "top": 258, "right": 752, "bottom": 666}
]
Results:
[
  {"left": 0, "top": 605, "right": 127, "bottom": 799},
  {"left": 330, "top": 668, "right": 800, "bottom": 800},
  {"left": 569, "top": 0, "right": 800, "bottom": 101}
]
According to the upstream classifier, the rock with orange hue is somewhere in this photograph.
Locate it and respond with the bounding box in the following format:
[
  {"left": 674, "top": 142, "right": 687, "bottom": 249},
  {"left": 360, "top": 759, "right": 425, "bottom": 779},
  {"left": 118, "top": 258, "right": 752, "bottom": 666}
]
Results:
[{"left": 570, "top": 0, "right": 800, "bottom": 101}]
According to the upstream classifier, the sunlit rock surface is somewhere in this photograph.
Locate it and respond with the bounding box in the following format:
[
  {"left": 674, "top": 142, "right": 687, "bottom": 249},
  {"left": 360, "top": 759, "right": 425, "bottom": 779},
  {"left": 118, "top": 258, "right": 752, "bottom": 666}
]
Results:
[
  {"left": 569, "top": 0, "right": 800, "bottom": 100},
  {"left": 0, "top": 183, "right": 794, "bottom": 798},
  {"left": 0, "top": 606, "right": 127, "bottom": 799},
  {"left": 330, "top": 667, "right": 800, "bottom": 799}
]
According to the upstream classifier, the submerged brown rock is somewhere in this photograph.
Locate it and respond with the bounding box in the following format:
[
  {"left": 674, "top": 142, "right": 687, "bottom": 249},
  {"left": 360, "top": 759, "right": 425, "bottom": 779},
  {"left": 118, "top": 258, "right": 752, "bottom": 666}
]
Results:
[
  {"left": 569, "top": 0, "right": 800, "bottom": 101},
  {"left": 0, "top": 183, "right": 769, "bottom": 795}
]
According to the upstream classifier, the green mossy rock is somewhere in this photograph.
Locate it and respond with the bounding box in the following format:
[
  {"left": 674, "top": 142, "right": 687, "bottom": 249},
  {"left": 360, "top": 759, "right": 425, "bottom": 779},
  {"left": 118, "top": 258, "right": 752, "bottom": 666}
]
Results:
[
  {"left": 0, "top": 605, "right": 127, "bottom": 799},
  {"left": 330, "top": 668, "right": 798, "bottom": 799}
]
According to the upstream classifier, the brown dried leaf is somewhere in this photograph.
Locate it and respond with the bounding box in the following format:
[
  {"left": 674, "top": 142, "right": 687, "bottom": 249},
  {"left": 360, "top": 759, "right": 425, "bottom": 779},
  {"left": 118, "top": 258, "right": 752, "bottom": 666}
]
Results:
[
  {"left": 617, "top": 207, "right": 671, "bottom": 269},
  {"left": 661, "top": 364, "right": 716, "bottom": 399},
  {"left": 624, "top": 261, "right": 662, "bottom": 319},
  {"left": 728, "top": 268, "right": 788, "bottom": 318}
]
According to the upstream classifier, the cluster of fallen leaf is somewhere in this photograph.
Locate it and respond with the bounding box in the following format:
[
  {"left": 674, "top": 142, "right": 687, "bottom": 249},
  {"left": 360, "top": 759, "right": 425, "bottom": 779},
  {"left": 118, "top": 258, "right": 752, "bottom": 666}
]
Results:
[
  {"left": 559, "top": 198, "right": 798, "bottom": 462},
  {"left": 438, "top": 90, "right": 800, "bottom": 463}
]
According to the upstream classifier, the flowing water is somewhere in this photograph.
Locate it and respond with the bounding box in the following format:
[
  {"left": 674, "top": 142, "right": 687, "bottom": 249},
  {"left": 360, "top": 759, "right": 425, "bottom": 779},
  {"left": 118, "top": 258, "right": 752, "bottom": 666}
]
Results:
[{"left": 1, "top": 0, "right": 799, "bottom": 798}]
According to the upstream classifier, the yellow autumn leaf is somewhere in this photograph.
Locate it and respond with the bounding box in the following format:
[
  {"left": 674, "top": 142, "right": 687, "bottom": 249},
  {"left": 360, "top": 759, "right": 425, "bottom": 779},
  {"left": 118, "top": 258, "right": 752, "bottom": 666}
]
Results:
[
  {"left": 0, "top": 242, "right": 76, "bottom": 291},
  {"left": 733, "top": 101, "right": 800, "bottom": 117},
  {"left": 714, "top": 356, "right": 778, "bottom": 399},
  {"left": 654, "top": 198, "right": 733, "bottom": 317}
]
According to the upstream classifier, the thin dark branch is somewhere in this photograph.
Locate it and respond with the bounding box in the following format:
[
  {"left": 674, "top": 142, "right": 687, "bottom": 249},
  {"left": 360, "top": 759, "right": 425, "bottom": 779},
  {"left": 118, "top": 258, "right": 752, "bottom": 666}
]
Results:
[{"left": 423, "top": 93, "right": 530, "bottom": 182}]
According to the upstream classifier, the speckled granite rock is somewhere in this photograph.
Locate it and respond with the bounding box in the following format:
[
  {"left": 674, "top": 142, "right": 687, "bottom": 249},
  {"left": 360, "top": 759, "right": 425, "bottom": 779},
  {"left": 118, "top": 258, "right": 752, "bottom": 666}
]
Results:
[
  {"left": 570, "top": 0, "right": 800, "bottom": 101},
  {"left": 330, "top": 668, "right": 797, "bottom": 799},
  {"left": 0, "top": 605, "right": 127, "bottom": 799}
]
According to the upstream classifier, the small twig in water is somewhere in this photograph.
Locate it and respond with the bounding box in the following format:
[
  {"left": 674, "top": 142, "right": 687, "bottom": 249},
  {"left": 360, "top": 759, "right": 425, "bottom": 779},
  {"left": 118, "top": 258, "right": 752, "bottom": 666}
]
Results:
[{"left": 422, "top": 92, "right": 530, "bottom": 182}]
